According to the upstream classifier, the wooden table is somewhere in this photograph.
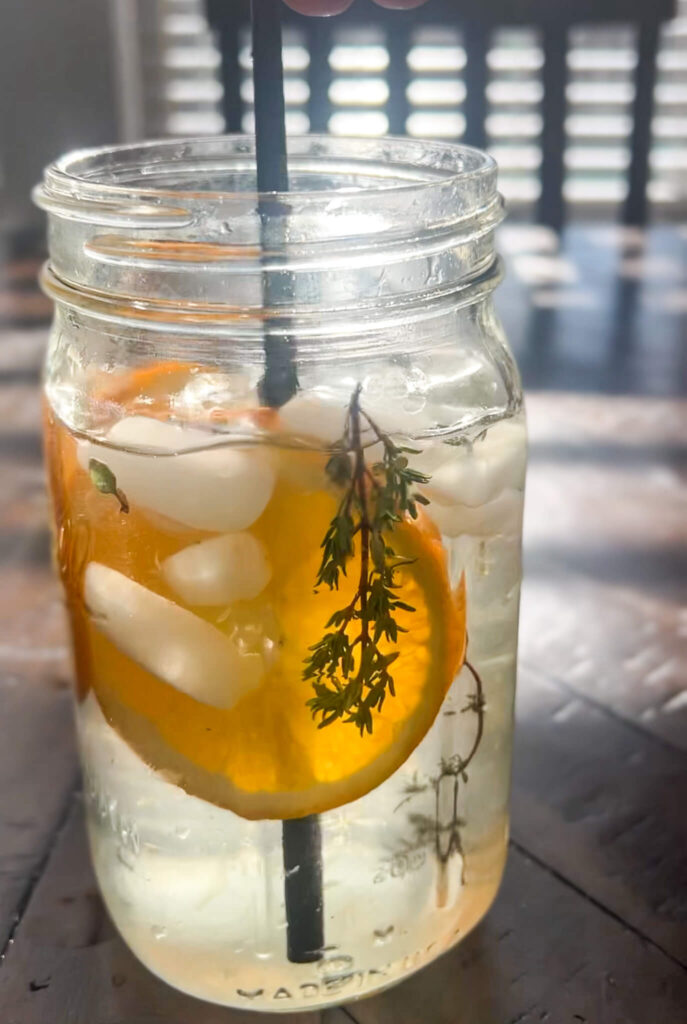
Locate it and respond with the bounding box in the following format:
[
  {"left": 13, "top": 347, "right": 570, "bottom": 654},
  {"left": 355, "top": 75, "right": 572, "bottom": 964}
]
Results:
[{"left": 0, "top": 225, "right": 685, "bottom": 1023}]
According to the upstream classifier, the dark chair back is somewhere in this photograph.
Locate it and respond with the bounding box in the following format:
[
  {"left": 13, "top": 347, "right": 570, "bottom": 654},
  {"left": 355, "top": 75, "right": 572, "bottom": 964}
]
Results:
[{"left": 207, "top": 0, "right": 676, "bottom": 228}]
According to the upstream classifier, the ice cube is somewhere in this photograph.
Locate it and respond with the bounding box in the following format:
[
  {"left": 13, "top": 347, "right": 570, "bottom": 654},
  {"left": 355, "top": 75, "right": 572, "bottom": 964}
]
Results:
[
  {"left": 79, "top": 416, "right": 274, "bottom": 532},
  {"left": 406, "top": 439, "right": 456, "bottom": 477},
  {"left": 276, "top": 394, "right": 353, "bottom": 491},
  {"left": 422, "top": 419, "right": 527, "bottom": 509},
  {"left": 428, "top": 488, "right": 524, "bottom": 539},
  {"left": 278, "top": 392, "right": 438, "bottom": 469},
  {"left": 84, "top": 562, "right": 263, "bottom": 708},
  {"left": 278, "top": 393, "right": 349, "bottom": 447},
  {"left": 162, "top": 533, "right": 271, "bottom": 606}
]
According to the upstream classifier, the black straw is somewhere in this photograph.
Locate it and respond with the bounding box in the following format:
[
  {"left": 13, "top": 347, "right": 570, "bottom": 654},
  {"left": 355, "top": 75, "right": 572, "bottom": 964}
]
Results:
[
  {"left": 282, "top": 815, "right": 324, "bottom": 963},
  {"left": 251, "top": 0, "right": 299, "bottom": 408},
  {"left": 252, "top": 0, "right": 288, "bottom": 193},
  {"left": 250, "top": 0, "right": 324, "bottom": 964}
]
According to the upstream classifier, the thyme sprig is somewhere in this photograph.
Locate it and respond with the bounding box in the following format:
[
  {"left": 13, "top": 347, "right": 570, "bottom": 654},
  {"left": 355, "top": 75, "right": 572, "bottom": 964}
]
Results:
[
  {"left": 390, "top": 654, "right": 486, "bottom": 888},
  {"left": 304, "top": 385, "right": 431, "bottom": 735}
]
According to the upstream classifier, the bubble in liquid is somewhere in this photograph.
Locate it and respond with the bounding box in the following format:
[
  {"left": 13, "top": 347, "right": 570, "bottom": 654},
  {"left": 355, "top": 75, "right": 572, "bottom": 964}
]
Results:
[
  {"left": 174, "top": 825, "right": 191, "bottom": 840},
  {"left": 255, "top": 951, "right": 273, "bottom": 961},
  {"left": 151, "top": 925, "right": 167, "bottom": 941},
  {"left": 373, "top": 925, "right": 395, "bottom": 945}
]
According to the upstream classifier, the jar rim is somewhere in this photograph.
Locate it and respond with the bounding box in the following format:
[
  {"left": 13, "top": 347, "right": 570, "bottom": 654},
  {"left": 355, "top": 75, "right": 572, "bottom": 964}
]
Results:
[
  {"left": 35, "top": 135, "right": 502, "bottom": 330},
  {"left": 36, "top": 135, "right": 497, "bottom": 215}
]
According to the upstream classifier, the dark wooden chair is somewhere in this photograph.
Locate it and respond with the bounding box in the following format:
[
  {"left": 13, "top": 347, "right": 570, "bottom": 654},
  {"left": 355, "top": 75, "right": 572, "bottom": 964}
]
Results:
[{"left": 206, "top": 0, "right": 676, "bottom": 229}]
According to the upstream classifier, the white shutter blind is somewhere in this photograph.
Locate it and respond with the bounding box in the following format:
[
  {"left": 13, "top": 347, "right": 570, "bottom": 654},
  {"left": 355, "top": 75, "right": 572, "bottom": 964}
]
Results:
[
  {"left": 138, "top": 0, "right": 687, "bottom": 218},
  {"left": 142, "top": 0, "right": 224, "bottom": 137}
]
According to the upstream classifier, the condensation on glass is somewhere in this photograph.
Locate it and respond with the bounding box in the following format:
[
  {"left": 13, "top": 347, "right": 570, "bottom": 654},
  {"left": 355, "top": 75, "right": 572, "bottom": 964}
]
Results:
[{"left": 35, "top": 137, "right": 526, "bottom": 1012}]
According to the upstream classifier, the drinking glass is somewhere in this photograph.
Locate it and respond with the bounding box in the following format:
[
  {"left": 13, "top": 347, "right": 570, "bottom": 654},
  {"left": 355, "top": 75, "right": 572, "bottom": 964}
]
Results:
[{"left": 36, "top": 136, "right": 526, "bottom": 1011}]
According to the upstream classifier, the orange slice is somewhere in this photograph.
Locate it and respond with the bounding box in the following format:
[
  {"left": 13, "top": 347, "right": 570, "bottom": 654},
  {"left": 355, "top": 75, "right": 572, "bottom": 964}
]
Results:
[{"left": 47, "top": 368, "right": 467, "bottom": 819}]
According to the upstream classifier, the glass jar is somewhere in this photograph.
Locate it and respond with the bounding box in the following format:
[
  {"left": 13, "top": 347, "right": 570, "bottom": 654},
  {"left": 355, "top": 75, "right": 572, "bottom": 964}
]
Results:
[{"left": 35, "top": 136, "right": 526, "bottom": 1012}]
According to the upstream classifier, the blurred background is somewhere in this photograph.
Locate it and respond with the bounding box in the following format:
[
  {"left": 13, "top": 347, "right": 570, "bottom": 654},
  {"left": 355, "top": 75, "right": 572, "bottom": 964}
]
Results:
[
  {"left": 1, "top": 0, "right": 686, "bottom": 239},
  {"left": 1, "top": 0, "right": 685, "bottom": 395}
]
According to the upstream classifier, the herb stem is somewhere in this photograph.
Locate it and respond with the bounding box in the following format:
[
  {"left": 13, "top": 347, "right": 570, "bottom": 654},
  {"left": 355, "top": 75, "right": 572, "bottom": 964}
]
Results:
[
  {"left": 305, "top": 382, "right": 432, "bottom": 733},
  {"left": 462, "top": 656, "right": 486, "bottom": 770},
  {"left": 357, "top": 405, "right": 384, "bottom": 439},
  {"left": 352, "top": 398, "right": 371, "bottom": 655}
]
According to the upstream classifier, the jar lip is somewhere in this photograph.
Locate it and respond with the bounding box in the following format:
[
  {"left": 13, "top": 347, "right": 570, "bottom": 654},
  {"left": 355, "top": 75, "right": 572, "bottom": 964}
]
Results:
[
  {"left": 36, "top": 134, "right": 496, "bottom": 212},
  {"left": 36, "top": 135, "right": 502, "bottom": 323}
]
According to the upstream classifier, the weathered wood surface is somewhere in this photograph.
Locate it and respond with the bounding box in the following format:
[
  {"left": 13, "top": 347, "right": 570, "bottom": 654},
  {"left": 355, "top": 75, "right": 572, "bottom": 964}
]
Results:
[
  {"left": 1, "top": 226, "right": 686, "bottom": 1020},
  {"left": 512, "top": 666, "right": 687, "bottom": 967},
  {"left": 1, "top": 802, "right": 685, "bottom": 1024},
  {"left": 0, "top": 681, "right": 77, "bottom": 953},
  {"left": 0, "top": 302, "right": 80, "bottom": 960},
  {"left": 523, "top": 394, "right": 687, "bottom": 749}
]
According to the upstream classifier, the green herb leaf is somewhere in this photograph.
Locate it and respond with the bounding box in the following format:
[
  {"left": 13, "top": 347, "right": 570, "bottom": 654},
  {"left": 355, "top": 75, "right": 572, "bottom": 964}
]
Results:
[
  {"left": 303, "top": 385, "right": 432, "bottom": 735},
  {"left": 88, "top": 458, "right": 129, "bottom": 514}
]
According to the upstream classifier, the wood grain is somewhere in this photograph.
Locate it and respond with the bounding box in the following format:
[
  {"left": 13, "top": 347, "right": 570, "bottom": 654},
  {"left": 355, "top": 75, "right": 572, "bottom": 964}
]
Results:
[
  {"left": 0, "top": 314, "right": 75, "bottom": 950},
  {"left": 0, "top": 567, "right": 68, "bottom": 676},
  {"left": 512, "top": 667, "right": 687, "bottom": 966},
  {"left": 0, "top": 680, "right": 77, "bottom": 952},
  {"left": 522, "top": 392, "right": 687, "bottom": 749},
  {"left": 2, "top": 802, "right": 686, "bottom": 1024},
  {"left": 520, "top": 570, "right": 687, "bottom": 751}
]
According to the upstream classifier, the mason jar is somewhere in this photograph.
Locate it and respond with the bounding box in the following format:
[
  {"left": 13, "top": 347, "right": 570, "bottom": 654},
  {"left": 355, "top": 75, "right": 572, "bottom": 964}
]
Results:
[{"left": 35, "top": 136, "right": 526, "bottom": 1012}]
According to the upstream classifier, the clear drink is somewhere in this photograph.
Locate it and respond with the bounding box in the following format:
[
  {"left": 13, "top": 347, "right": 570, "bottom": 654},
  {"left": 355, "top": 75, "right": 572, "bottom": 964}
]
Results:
[{"left": 44, "top": 363, "right": 524, "bottom": 1010}]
